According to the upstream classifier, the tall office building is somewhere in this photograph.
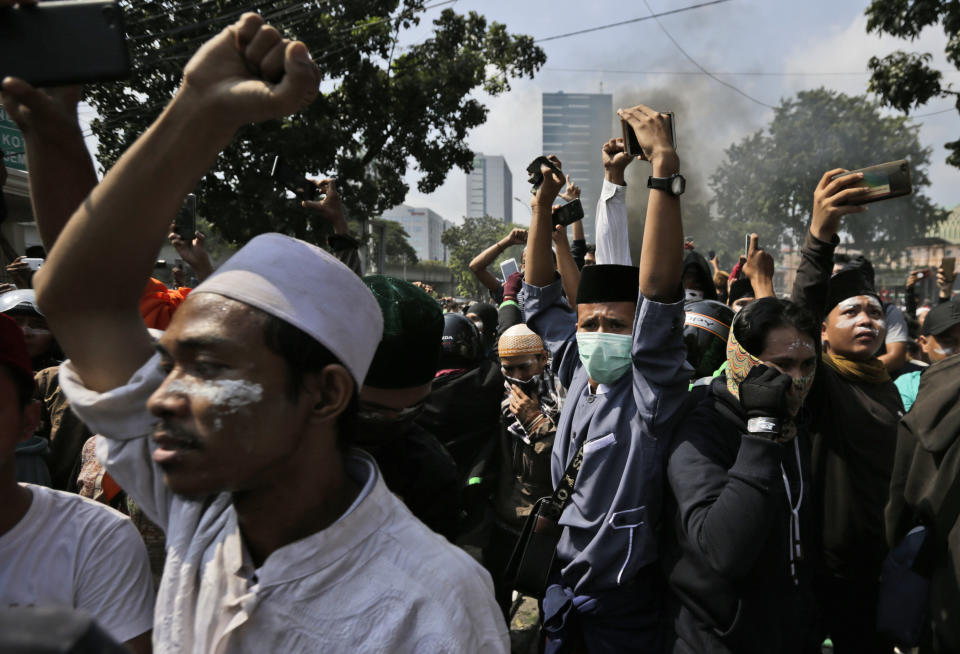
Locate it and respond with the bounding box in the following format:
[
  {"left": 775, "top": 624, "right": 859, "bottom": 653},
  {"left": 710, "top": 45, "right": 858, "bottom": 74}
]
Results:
[
  {"left": 379, "top": 205, "right": 451, "bottom": 262},
  {"left": 542, "top": 92, "right": 613, "bottom": 240},
  {"left": 466, "top": 153, "right": 512, "bottom": 223}
]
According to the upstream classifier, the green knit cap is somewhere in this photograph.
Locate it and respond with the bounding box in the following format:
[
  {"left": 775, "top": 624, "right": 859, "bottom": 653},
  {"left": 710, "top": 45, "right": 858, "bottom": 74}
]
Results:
[{"left": 362, "top": 275, "right": 443, "bottom": 389}]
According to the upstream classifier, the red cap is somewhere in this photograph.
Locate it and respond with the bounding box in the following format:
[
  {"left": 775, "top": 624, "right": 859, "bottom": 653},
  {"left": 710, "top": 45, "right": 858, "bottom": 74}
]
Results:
[{"left": 0, "top": 313, "right": 33, "bottom": 383}]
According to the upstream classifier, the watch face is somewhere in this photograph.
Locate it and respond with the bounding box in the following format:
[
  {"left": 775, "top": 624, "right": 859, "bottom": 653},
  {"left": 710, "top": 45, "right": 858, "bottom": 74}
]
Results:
[{"left": 671, "top": 175, "right": 685, "bottom": 196}]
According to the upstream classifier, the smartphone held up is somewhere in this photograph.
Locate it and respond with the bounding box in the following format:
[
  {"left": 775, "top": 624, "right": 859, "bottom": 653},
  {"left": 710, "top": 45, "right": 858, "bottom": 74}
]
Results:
[
  {"left": 830, "top": 160, "right": 912, "bottom": 205},
  {"left": 622, "top": 110, "right": 677, "bottom": 160},
  {"left": 0, "top": 1, "right": 131, "bottom": 86},
  {"left": 271, "top": 156, "right": 321, "bottom": 202}
]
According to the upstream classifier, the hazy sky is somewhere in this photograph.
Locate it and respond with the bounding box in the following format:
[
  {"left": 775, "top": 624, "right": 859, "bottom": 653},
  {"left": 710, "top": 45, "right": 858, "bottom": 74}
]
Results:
[
  {"left": 69, "top": 1, "right": 958, "bottom": 229},
  {"left": 393, "top": 0, "right": 960, "bottom": 226}
]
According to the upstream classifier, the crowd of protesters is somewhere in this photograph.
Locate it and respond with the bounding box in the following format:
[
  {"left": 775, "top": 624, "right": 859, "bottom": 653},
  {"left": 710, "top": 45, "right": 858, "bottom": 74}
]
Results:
[{"left": 1, "top": 9, "right": 959, "bottom": 654}]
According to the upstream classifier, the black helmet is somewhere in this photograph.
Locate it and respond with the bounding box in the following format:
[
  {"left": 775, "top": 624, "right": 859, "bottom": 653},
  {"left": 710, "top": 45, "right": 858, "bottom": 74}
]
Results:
[
  {"left": 439, "top": 313, "right": 481, "bottom": 369},
  {"left": 683, "top": 299, "right": 734, "bottom": 379}
]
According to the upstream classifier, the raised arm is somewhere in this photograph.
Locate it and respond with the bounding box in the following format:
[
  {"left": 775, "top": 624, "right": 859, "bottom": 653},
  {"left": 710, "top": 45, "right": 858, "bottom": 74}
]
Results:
[
  {"left": 937, "top": 261, "right": 956, "bottom": 304},
  {"left": 29, "top": 14, "right": 320, "bottom": 392},
  {"left": 302, "top": 178, "right": 363, "bottom": 276},
  {"left": 0, "top": 82, "right": 98, "bottom": 249},
  {"left": 617, "top": 106, "right": 682, "bottom": 302},
  {"left": 594, "top": 138, "right": 633, "bottom": 266},
  {"left": 791, "top": 169, "right": 870, "bottom": 320},
  {"left": 742, "top": 233, "right": 775, "bottom": 299},
  {"left": 469, "top": 228, "right": 526, "bottom": 293},
  {"left": 525, "top": 157, "right": 564, "bottom": 287},
  {"left": 903, "top": 270, "right": 920, "bottom": 320},
  {"left": 551, "top": 223, "right": 580, "bottom": 306}
]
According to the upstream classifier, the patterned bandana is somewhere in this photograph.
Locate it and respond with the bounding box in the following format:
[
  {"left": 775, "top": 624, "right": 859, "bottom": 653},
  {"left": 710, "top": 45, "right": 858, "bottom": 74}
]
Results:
[
  {"left": 725, "top": 327, "right": 762, "bottom": 399},
  {"left": 726, "top": 327, "right": 815, "bottom": 417}
]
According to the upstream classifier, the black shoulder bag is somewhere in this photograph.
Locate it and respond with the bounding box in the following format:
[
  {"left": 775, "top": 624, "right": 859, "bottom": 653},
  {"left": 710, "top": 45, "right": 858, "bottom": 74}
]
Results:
[{"left": 504, "top": 441, "right": 584, "bottom": 599}]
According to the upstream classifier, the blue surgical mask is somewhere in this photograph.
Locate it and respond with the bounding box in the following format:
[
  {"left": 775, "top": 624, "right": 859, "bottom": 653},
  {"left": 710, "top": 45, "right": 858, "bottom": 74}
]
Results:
[{"left": 576, "top": 332, "right": 633, "bottom": 384}]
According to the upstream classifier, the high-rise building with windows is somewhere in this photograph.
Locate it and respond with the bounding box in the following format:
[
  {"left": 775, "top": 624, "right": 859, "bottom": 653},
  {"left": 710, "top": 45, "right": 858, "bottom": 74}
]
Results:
[
  {"left": 466, "top": 153, "right": 512, "bottom": 223},
  {"left": 542, "top": 92, "right": 613, "bottom": 240},
  {"left": 379, "top": 205, "right": 451, "bottom": 262}
]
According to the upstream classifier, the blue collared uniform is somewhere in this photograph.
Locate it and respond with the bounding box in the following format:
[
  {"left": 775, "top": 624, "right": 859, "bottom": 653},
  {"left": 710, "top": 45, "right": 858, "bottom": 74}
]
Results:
[{"left": 523, "top": 278, "right": 691, "bottom": 651}]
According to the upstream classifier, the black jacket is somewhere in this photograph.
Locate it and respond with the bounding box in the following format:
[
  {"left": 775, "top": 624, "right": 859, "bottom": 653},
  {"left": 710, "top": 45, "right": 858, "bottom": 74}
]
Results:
[
  {"left": 886, "top": 354, "right": 960, "bottom": 652},
  {"left": 664, "top": 377, "right": 820, "bottom": 654},
  {"left": 363, "top": 422, "right": 462, "bottom": 540},
  {"left": 792, "top": 232, "right": 903, "bottom": 581},
  {"left": 417, "top": 359, "right": 504, "bottom": 482}
]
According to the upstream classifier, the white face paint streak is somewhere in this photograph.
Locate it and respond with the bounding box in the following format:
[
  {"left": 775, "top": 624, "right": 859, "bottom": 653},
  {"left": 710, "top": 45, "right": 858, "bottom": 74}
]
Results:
[
  {"left": 164, "top": 378, "right": 264, "bottom": 414},
  {"left": 787, "top": 339, "right": 812, "bottom": 353},
  {"left": 834, "top": 296, "right": 885, "bottom": 332}
]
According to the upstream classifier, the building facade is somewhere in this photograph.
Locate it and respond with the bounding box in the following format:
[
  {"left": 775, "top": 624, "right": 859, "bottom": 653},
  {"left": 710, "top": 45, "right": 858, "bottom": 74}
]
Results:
[
  {"left": 379, "top": 204, "right": 451, "bottom": 263},
  {"left": 466, "top": 153, "right": 512, "bottom": 223},
  {"left": 542, "top": 92, "right": 613, "bottom": 241}
]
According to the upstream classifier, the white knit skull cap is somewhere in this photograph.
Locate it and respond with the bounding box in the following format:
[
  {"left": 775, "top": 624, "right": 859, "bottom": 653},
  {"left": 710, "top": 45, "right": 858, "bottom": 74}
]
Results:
[{"left": 191, "top": 233, "right": 384, "bottom": 384}]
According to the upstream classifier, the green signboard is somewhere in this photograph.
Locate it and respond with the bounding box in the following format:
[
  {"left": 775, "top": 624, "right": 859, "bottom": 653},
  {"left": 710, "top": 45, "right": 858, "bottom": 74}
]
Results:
[{"left": 0, "top": 105, "right": 26, "bottom": 172}]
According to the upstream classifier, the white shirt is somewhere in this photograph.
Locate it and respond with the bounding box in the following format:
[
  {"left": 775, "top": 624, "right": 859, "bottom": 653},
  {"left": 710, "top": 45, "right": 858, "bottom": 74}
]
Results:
[
  {"left": 594, "top": 179, "right": 632, "bottom": 266},
  {"left": 60, "top": 354, "right": 509, "bottom": 654},
  {"left": 885, "top": 303, "right": 909, "bottom": 344},
  {"left": 0, "top": 484, "right": 155, "bottom": 644}
]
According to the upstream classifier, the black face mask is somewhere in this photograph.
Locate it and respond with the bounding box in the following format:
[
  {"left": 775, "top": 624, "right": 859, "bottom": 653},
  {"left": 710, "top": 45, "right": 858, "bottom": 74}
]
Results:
[
  {"left": 355, "top": 401, "right": 425, "bottom": 445},
  {"left": 504, "top": 374, "right": 540, "bottom": 397}
]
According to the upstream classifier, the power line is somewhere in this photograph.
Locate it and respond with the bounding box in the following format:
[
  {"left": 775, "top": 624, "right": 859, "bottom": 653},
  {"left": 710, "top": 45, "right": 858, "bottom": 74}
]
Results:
[
  {"left": 534, "top": 0, "right": 732, "bottom": 43},
  {"left": 641, "top": 0, "right": 776, "bottom": 109},
  {"left": 911, "top": 106, "right": 956, "bottom": 118},
  {"left": 544, "top": 67, "right": 874, "bottom": 77}
]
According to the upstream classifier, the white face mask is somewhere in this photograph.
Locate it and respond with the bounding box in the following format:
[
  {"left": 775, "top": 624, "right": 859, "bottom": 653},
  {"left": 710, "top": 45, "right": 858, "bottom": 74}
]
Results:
[{"left": 685, "top": 289, "right": 704, "bottom": 302}]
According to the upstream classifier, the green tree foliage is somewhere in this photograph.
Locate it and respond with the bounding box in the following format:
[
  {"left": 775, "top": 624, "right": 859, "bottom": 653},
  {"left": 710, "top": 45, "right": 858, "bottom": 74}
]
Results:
[
  {"left": 370, "top": 218, "right": 418, "bottom": 264},
  {"left": 709, "top": 89, "right": 945, "bottom": 262},
  {"left": 865, "top": 0, "right": 960, "bottom": 166},
  {"left": 86, "top": 1, "right": 545, "bottom": 245},
  {"left": 441, "top": 215, "right": 514, "bottom": 297}
]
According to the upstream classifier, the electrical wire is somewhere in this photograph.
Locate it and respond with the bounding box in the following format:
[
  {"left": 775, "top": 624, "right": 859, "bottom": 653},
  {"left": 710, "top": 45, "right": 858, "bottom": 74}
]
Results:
[
  {"left": 911, "top": 106, "right": 957, "bottom": 118},
  {"left": 544, "top": 67, "right": 874, "bottom": 77},
  {"left": 640, "top": 0, "right": 776, "bottom": 109},
  {"left": 534, "top": 0, "right": 731, "bottom": 43}
]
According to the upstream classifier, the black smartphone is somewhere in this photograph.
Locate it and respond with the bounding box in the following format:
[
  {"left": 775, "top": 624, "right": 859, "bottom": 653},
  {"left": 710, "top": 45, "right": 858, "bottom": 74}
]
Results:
[
  {"left": 174, "top": 194, "right": 196, "bottom": 241},
  {"left": 622, "top": 111, "right": 677, "bottom": 160},
  {"left": 526, "top": 156, "right": 564, "bottom": 194},
  {"left": 271, "top": 156, "right": 319, "bottom": 201},
  {"left": 830, "top": 160, "right": 912, "bottom": 205},
  {"left": 942, "top": 257, "right": 956, "bottom": 281},
  {"left": 552, "top": 199, "right": 584, "bottom": 227},
  {"left": 0, "top": 1, "right": 130, "bottom": 87}
]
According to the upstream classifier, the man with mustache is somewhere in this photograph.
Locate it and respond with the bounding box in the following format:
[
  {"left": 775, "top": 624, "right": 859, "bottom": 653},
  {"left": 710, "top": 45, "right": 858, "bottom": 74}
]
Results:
[{"left": 16, "top": 13, "right": 506, "bottom": 653}]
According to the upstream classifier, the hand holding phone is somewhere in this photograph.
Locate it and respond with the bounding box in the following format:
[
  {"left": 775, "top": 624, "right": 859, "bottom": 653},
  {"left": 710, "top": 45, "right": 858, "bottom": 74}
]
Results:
[
  {"left": 552, "top": 199, "right": 584, "bottom": 227},
  {"left": 940, "top": 256, "right": 956, "bottom": 282},
  {"left": 173, "top": 194, "right": 197, "bottom": 241},
  {"left": 829, "top": 160, "right": 912, "bottom": 205},
  {"left": 619, "top": 106, "right": 677, "bottom": 160},
  {"left": 271, "top": 156, "right": 320, "bottom": 201},
  {"left": 526, "top": 156, "right": 564, "bottom": 193}
]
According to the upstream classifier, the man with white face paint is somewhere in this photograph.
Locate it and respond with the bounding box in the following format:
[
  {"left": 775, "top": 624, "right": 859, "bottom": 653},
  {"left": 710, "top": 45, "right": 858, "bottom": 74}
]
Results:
[
  {"left": 522, "top": 105, "right": 692, "bottom": 652},
  {"left": 791, "top": 168, "right": 904, "bottom": 654},
  {"left": 23, "top": 14, "right": 507, "bottom": 653}
]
